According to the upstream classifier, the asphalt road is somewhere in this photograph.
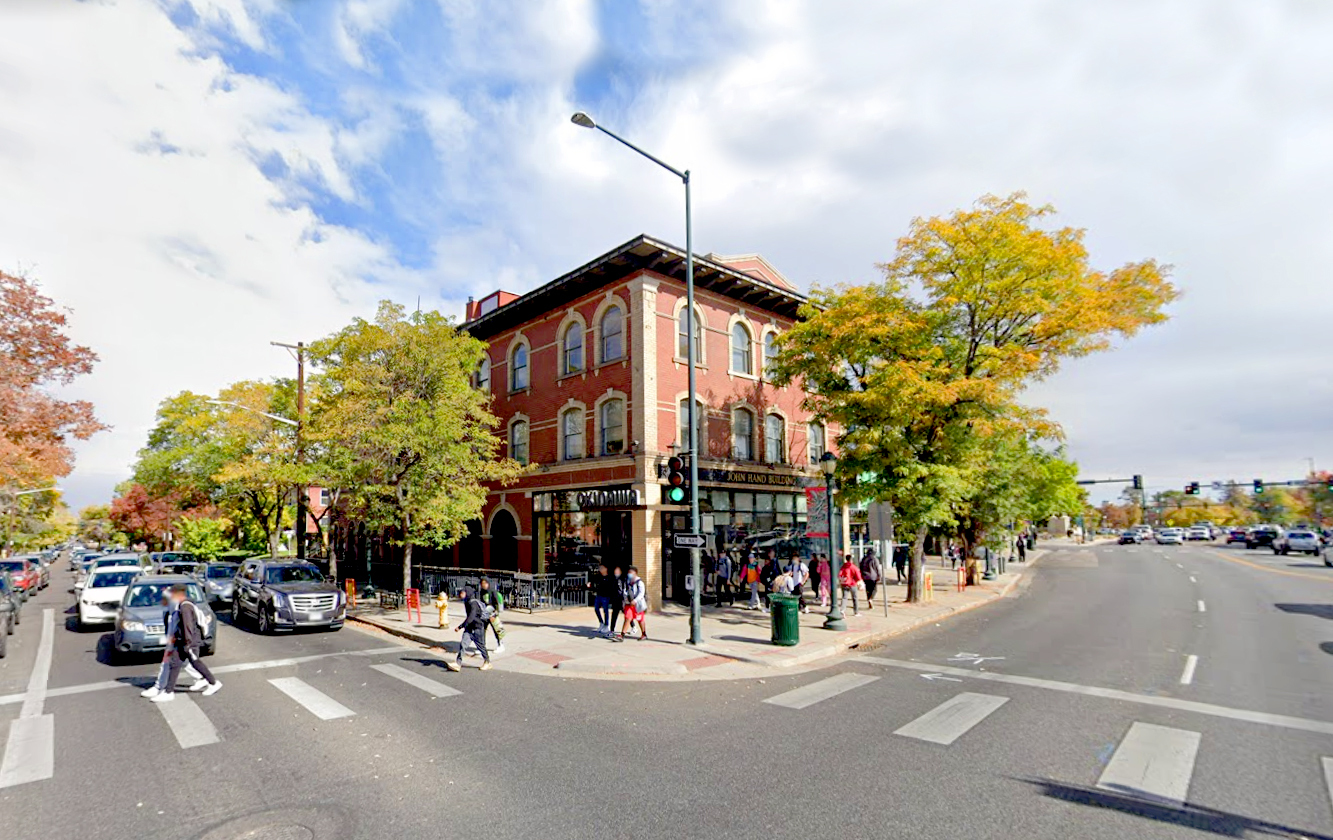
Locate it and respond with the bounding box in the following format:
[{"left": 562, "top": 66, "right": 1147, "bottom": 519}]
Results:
[{"left": 4, "top": 542, "right": 1333, "bottom": 840}]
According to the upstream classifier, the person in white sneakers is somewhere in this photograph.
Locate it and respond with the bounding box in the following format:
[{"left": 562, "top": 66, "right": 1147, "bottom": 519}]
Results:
[
  {"left": 153, "top": 584, "right": 221, "bottom": 702},
  {"left": 142, "top": 592, "right": 206, "bottom": 698}
]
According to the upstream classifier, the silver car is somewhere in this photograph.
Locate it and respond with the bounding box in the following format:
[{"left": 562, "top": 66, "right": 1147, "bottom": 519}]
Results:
[
  {"left": 112, "top": 575, "right": 217, "bottom": 660},
  {"left": 202, "top": 562, "right": 240, "bottom": 603}
]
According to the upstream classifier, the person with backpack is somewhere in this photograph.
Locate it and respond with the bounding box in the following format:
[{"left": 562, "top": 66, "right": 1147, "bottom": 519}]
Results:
[
  {"left": 141, "top": 590, "right": 205, "bottom": 699},
  {"left": 859, "top": 549, "right": 883, "bottom": 608},
  {"left": 152, "top": 583, "right": 221, "bottom": 703},
  {"left": 838, "top": 554, "right": 863, "bottom": 616},
  {"left": 786, "top": 555, "right": 810, "bottom": 614},
  {"left": 446, "top": 588, "right": 491, "bottom": 671},
  {"left": 714, "top": 551, "right": 734, "bottom": 607},
  {"left": 618, "top": 566, "right": 647, "bottom": 641},
  {"left": 478, "top": 577, "right": 506, "bottom": 654},
  {"left": 744, "top": 553, "right": 763, "bottom": 611}
]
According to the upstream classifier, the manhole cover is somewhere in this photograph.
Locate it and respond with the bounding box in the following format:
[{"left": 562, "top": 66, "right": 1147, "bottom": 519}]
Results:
[
  {"left": 243, "top": 826, "right": 314, "bottom": 840},
  {"left": 195, "top": 807, "right": 350, "bottom": 840}
]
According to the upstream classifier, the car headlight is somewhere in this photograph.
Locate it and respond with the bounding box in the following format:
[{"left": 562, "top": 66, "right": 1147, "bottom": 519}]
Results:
[
  {"left": 271, "top": 591, "right": 287, "bottom": 605},
  {"left": 121, "top": 619, "right": 145, "bottom": 632}
]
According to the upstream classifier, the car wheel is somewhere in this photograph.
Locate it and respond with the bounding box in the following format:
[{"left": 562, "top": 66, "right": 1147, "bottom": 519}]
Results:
[
  {"left": 231, "top": 598, "right": 245, "bottom": 626},
  {"left": 258, "top": 606, "right": 272, "bottom": 635},
  {"left": 0, "top": 627, "right": 7, "bottom": 658},
  {"left": 12, "top": 608, "right": 19, "bottom": 627}
]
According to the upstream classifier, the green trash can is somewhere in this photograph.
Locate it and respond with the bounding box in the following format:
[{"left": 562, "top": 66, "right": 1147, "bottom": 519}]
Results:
[{"left": 769, "top": 593, "right": 800, "bottom": 646}]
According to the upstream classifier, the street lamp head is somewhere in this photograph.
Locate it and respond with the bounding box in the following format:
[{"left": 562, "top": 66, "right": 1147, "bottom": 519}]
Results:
[
  {"left": 819, "top": 450, "right": 838, "bottom": 478},
  {"left": 570, "top": 111, "right": 597, "bottom": 129}
]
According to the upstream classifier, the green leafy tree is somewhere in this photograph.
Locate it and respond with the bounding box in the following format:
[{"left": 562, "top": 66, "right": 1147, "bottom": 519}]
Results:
[
  {"left": 1250, "top": 487, "right": 1295, "bottom": 525},
  {"left": 177, "top": 516, "right": 234, "bottom": 561},
  {"left": 769, "top": 193, "right": 1177, "bottom": 601},
  {"left": 308, "top": 301, "right": 525, "bottom": 591},
  {"left": 77, "top": 504, "right": 114, "bottom": 545}
]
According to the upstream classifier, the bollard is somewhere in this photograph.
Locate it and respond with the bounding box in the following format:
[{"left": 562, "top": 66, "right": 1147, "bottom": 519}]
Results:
[
  {"left": 923, "top": 571, "right": 935, "bottom": 603},
  {"left": 345, "top": 578, "right": 356, "bottom": 609},
  {"left": 405, "top": 588, "right": 422, "bottom": 624}
]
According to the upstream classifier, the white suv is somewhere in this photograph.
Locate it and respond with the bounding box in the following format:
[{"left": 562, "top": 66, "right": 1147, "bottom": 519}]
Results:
[{"left": 1277, "top": 530, "right": 1320, "bottom": 556}]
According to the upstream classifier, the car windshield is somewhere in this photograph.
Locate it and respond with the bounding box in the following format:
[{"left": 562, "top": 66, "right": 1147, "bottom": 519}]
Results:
[
  {"left": 1291, "top": 531, "right": 1316, "bottom": 539},
  {"left": 126, "top": 582, "right": 205, "bottom": 606},
  {"left": 206, "top": 565, "right": 237, "bottom": 579},
  {"left": 264, "top": 565, "right": 323, "bottom": 584},
  {"left": 91, "top": 571, "right": 138, "bottom": 588},
  {"left": 0, "top": 561, "right": 28, "bottom": 572}
]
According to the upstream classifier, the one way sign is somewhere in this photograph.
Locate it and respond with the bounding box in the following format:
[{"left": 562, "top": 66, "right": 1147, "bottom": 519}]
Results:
[{"left": 672, "top": 533, "right": 706, "bottom": 549}]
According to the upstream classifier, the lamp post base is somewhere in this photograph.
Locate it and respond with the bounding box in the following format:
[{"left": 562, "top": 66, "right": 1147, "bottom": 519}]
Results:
[{"left": 822, "top": 614, "right": 847, "bottom": 631}]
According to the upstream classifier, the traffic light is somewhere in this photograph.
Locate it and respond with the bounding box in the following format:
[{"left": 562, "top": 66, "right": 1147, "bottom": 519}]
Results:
[
  {"left": 665, "top": 455, "right": 690, "bottom": 505},
  {"left": 1326, "top": 476, "right": 1333, "bottom": 493},
  {"left": 1132, "top": 475, "right": 1143, "bottom": 491},
  {"left": 1253, "top": 479, "right": 1264, "bottom": 495},
  {"left": 1185, "top": 482, "right": 1199, "bottom": 495}
]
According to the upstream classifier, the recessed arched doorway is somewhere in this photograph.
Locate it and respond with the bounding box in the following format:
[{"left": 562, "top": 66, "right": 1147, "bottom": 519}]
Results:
[{"left": 489, "top": 509, "right": 518, "bottom": 572}]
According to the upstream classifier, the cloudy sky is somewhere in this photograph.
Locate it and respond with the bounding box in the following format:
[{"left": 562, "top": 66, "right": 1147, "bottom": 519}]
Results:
[{"left": 2, "top": 0, "right": 1331, "bottom": 510}]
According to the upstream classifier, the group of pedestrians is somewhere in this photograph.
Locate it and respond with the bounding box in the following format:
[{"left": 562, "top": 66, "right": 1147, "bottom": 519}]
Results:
[
  {"left": 589, "top": 564, "right": 649, "bottom": 641},
  {"left": 692, "top": 547, "right": 888, "bottom": 616},
  {"left": 447, "top": 577, "right": 507, "bottom": 672},
  {"left": 140, "top": 584, "right": 222, "bottom": 702}
]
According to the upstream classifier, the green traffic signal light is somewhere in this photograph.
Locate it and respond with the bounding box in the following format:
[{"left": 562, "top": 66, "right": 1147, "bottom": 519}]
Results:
[{"left": 666, "top": 486, "right": 686, "bottom": 504}]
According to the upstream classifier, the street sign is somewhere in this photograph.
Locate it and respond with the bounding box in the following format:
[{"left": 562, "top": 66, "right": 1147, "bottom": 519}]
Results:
[{"left": 672, "top": 533, "right": 706, "bottom": 549}]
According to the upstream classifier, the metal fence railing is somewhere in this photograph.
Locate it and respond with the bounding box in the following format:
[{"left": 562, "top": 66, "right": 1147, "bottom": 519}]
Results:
[{"left": 415, "top": 567, "right": 589, "bottom": 613}]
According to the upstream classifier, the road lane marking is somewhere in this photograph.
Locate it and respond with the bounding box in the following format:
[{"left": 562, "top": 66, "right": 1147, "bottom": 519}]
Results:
[
  {"left": 1180, "top": 655, "right": 1198, "bottom": 685},
  {"left": 1189, "top": 576, "right": 1197, "bottom": 583},
  {"left": 0, "top": 645, "right": 409, "bottom": 707},
  {"left": 858, "top": 656, "right": 1333, "bottom": 735},
  {"left": 155, "top": 695, "right": 220, "bottom": 748},
  {"left": 268, "top": 677, "right": 355, "bottom": 720},
  {"left": 1206, "top": 549, "right": 1333, "bottom": 583},
  {"left": 1096, "top": 722, "right": 1200, "bottom": 805},
  {"left": 1175, "top": 563, "right": 1183, "bottom": 569},
  {"left": 0, "top": 609, "right": 56, "bottom": 788},
  {"left": 894, "top": 692, "right": 1009, "bottom": 745},
  {"left": 763, "top": 673, "right": 879, "bottom": 710},
  {"left": 370, "top": 663, "right": 461, "bottom": 698},
  {"left": 1321, "top": 758, "right": 1333, "bottom": 820},
  {"left": 1197, "top": 600, "right": 1206, "bottom": 613}
]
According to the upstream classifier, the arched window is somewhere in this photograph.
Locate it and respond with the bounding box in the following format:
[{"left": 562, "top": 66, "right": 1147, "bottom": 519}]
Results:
[
  {"left": 601, "top": 399, "right": 625, "bottom": 455},
  {"left": 600, "top": 305, "right": 624, "bottom": 363},
  {"left": 510, "top": 343, "right": 529, "bottom": 391},
  {"left": 763, "top": 331, "right": 778, "bottom": 375},
  {"left": 731, "top": 322, "right": 753, "bottom": 375},
  {"left": 765, "top": 414, "right": 785, "bottom": 463},
  {"left": 509, "top": 419, "right": 529, "bottom": 465},
  {"left": 563, "top": 322, "right": 584, "bottom": 374},
  {"left": 561, "top": 407, "right": 584, "bottom": 460},
  {"left": 808, "top": 422, "right": 826, "bottom": 464},
  {"left": 476, "top": 357, "right": 491, "bottom": 393},
  {"left": 677, "top": 306, "right": 702, "bottom": 360},
  {"left": 678, "top": 398, "right": 706, "bottom": 455},
  {"left": 732, "top": 408, "right": 754, "bottom": 461}
]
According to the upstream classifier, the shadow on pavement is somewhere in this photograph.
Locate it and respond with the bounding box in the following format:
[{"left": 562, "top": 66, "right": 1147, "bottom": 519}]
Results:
[
  {"left": 1020, "top": 777, "right": 1333, "bottom": 839},
  {"left": 1275, "top": 603, "right": 1333, "bottom": 620}
]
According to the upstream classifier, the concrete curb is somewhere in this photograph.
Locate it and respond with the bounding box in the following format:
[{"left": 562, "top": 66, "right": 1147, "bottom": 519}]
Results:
[{"left": 556, "top": 658, "right": 689, "bottom": 676}]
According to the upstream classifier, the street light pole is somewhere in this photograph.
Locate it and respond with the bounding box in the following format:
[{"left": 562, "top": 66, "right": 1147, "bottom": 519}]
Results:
[
  {"left": 571, "top": 111, "right": 704, "bottom": 646},
  {"left": 820, "top": 452, "right": 845, "bottom": 631},
  {"left": 273, "top": 341, "right": 307, "bottom": 560}
]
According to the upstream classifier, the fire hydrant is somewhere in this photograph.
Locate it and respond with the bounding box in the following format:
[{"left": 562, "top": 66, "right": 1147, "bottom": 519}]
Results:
[{"left": 434, "top": 591, "right": 449, "bottom": 629}]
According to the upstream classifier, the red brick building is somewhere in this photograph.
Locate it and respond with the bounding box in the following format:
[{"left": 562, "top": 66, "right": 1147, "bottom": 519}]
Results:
[{"left": 448, "top": 235, "right": 835, "bottom": 607}]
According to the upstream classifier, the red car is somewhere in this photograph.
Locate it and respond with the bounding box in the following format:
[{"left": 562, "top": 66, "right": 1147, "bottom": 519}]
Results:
[
  {"left": 1226, "top": 528, "right": 1248, "bottom": 544},
  {"left": 0, "top": 558, "right": 39, "bottom": 599}
]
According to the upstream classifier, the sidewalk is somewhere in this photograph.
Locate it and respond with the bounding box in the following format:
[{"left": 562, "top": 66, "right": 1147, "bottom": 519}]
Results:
[{"left": 348, "top": 550, "right": 1045, "bottom": 681}]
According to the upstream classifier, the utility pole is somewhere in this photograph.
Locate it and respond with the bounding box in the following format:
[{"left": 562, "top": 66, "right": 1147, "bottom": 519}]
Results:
[{"left": 272, "top": 341, "right": 307, "bottom": 560}]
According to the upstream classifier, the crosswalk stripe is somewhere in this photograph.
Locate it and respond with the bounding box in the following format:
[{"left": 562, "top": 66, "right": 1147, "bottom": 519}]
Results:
[
  {"left": 370, "top": 664, "right": 462, "bottom": 698},
  {"left": 894, "top": 692, "right": 1009, "bottom": 745},
  {"left": 1320, "top": 757, "right": 1333, "bottom": 819},
  {"left": 0, "top": 715, "right": 54, "bottom": 788},
  {"left": 1097, "top": 722, "right": 1200, "bottom": 805},
  {"left": 155, "top": 695, "right": 220, "bottom": 748},
  {"left": 762, "top": 673, "right": 879, "bottom": 710},
  {"left": 268, "top": 677, "right": 355, "bottom": 720}
]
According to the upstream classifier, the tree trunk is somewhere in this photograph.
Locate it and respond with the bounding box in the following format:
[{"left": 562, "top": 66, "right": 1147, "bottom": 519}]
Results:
[
  {"left": 905, "top": 524, "right": 930, "bottom": 603},
  {"left": 401, "top": 511, "right": 413, "bottom": 593}
]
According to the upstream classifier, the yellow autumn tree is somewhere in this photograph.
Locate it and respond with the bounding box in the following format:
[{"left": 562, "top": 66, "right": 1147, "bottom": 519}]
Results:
[{"left": 769, "top": 193, "right": 1179, "bottom": 602}]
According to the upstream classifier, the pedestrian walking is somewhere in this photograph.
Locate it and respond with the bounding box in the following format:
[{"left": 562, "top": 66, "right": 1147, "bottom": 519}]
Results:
[
  {"left": 592, "top": 563, "right": 618, "bottom": 635},
  {"left": 478, "top": 577, "right": 506, "bottom": 653},
  {"left": 714, "top": 551, "right": 734, "bottom": 606},
  {"left": 618, "top": 567, "right": 647, "bottom": 641},
  {"left": 786, "top": 555, "right": 810, "bottom": 613},
  {"left": 839, "top": 554, "right": 863, "bottom": 616},
  {"left": 446, "top": 588, "right": 491, "bottom": 671},
  {"left": 141, "top": 591, "right": 204, "bottom": 698},
  {"left": 1016, "top": 535, "right": 1027, "bottom": 563},
  {"left": 607, "top": 565, "right": 625, "bottom": 637},
  {"left": 893, "top": 544, "right": 908, "bottom": 582},
  {"left": 152, "top": 584, "right": 221, "bottom": 703},
  {"left": 701, "top": 549, "right": 716, "bottom": 599},
  {"left": 744, "top": 553, "right": 763, "bottom": 611},
  {"left": 859, "top": 548, "right": 882, "bottom": 608},
  {"left": 815, "top": 553, "right": 831, "bottom": 608}
]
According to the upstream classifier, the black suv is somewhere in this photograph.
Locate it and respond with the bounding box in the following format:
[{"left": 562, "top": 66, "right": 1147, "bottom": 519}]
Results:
[
  {"left": 232, "top": 559, "right": 344, "bottom": 634},
  {"left": 1246, "top": 526, "right": 1283, "bottom": 550}
]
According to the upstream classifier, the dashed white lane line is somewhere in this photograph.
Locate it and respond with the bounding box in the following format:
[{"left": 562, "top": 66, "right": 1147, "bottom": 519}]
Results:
[
  {"left": 1176, "top": 563, "right": 1184, "bottom": 569},
  {"left": 1197, "top": 600, "right": 1207, "bottom": 613},
  {"left": 1097, "top": 722, "right": 1200, "bottom": 806},
  {"left": 1180, "top": 655, "right": 1198, "bottom": 685},
  {"left": 858, "top": 656, "right": 1333, "bottom": 735},
  {"left": 1189, "top": 576, "right": 1197, "bottom": 583}
]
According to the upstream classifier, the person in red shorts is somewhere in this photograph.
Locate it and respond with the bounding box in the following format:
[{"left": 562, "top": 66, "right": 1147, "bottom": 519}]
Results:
[{"left": 618, "top": 566, "right": 647, "bottom": 641}]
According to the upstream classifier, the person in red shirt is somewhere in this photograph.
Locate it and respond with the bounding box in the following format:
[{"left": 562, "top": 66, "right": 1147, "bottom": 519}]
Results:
[{"left": 838, "top": 554, "right": 863, "bottom": 616}]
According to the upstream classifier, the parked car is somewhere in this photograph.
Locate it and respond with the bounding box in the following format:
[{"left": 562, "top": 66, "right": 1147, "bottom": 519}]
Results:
[
  {"left": 232, "top": 559, "right": 345, "bottom": 634},
  {"left": 147, "top": 551, "right": 199, "bottom": 569},
  {"left": 1226, "top": 528, "right": 1248, "bottom": 544},
  {"left": 1156, "top": 528, "right": 1185, "bottom": 545},
  {"left": 10, "top": 554, "right": 50, "bottom": 590},
  {"left": 202, "top": 562, "right": 240, "bottom": 603},
  {"left": 154, "top": 561, "right": 203, "bottom": 579},
  {"left": 112, "top": 574, "right": 216, "bottom": 659},
  {"left": 1246, "top": 526, "right": 1283, "bottom": 550},
  {"left": 1276, "top": 529, "right": 1321, "bottom": 556},
  {"left": 1186, "top": 526, "right": 1211, "bottom": 542},
  {"left": 0, "top": 573, "right": 18, "bottom": 657},
  {"left": 1118, "top": 530, "right": 1142, "bottom": 545},
  {"left": 77, "top": 566, "right": 142, "bottom": 630},
  {"left": 0, "top": 558, "right": 40, "bottom": 600}
]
